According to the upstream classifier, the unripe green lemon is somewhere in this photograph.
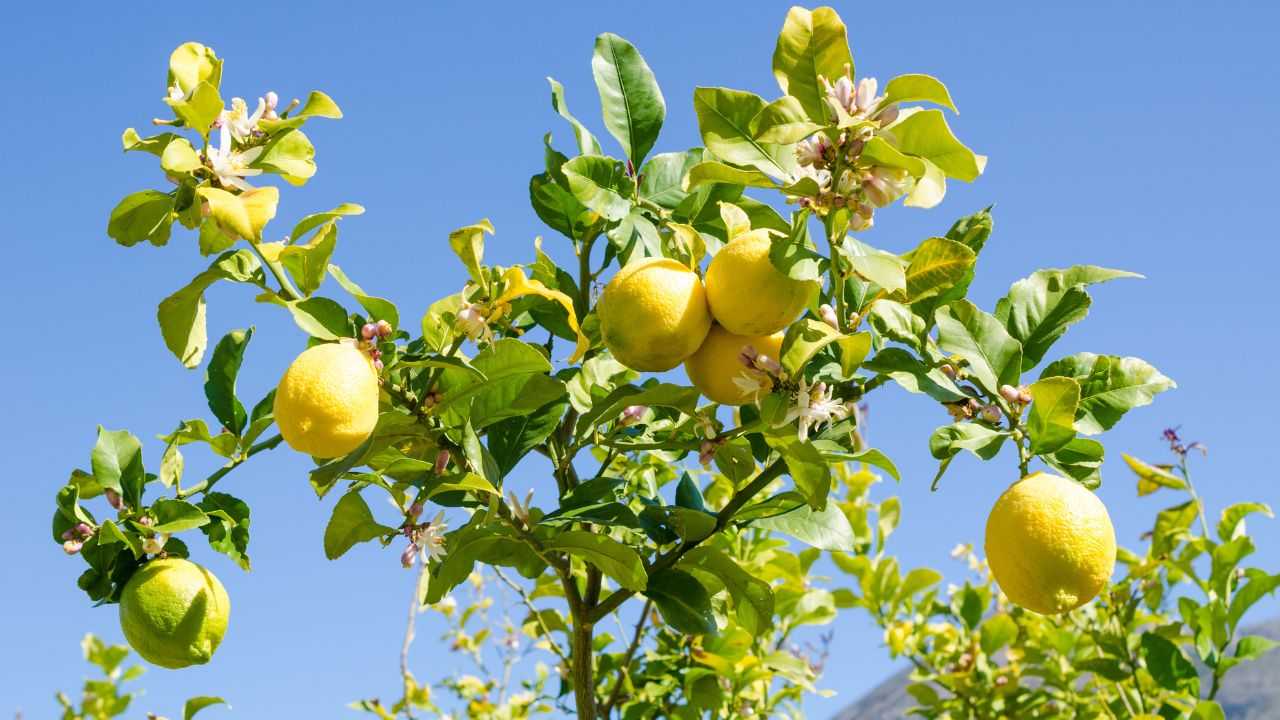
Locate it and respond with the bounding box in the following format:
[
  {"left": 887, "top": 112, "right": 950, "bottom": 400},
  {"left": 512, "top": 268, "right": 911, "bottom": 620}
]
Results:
[
  {"left": 118, "top": 558, "right": 230, "bottom": 669},
  {"left": 274, "top": 341, "right": 379, "bottom": 458},
  {"left": 704, "top": 230, "right": 817, "bottom": 335},
  {"left": 985, "top": 472, "right": 1116, "bottom": 614},
  {"left": 598, "top": 258, "right": 712, "bottom": 372},
  {"left": 684, "top": 324, "right": 783, "bottom": 405}
]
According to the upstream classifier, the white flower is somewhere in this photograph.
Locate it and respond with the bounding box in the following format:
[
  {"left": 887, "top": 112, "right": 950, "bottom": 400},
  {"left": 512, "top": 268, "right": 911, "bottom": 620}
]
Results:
[
  {"left": 418, "top": 511, "right": 449, "bottom": 562},
  {"left": 221, "top": 96, "right": 267, "bottom": 141},
  {"left": 795, "top": 134, "right": 828, "bottom": 167},
  {"left": 507, "top": 489, "right": 534, "bottom": 526},
  {"left": 861, "top": 166, "right": 911, "bottom": 208},
  {"left": 263, "top": 90, "right": 280, "bottom": 120},
  {"left": 207, "top": 123, "right": 264, "bottom": 191},
  {"left": 732, "top": 370, "right": 771, "bottom": 402},
  {"left": 950, "top": 543, "right": 970, "bottom": 559},
  {"left": 454, "top": 301, "right": 491, "bottom": 343},
  {"left": 784, "top": 378, "right": 851, "bottom": 441},
  {"left": 831, "top": 76, "right": 856, "bottom": 112},
  {"left": 854, "top": 77, "right": 880, "bottom": 114}
]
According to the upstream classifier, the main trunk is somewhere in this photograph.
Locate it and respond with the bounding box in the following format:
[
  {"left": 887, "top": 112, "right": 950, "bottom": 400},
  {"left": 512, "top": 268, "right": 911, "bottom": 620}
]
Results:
[{"left": 570, "top": 620, "right": 598, "bottom": 718}]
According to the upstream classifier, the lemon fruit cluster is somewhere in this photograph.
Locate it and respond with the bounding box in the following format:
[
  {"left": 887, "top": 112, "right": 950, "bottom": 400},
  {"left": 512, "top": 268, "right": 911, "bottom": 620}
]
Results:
[
  {"left": 273, "top": 341, "right": 380, "bottom": 458},
  {"left": 598, "top": 223, "right": 813, "bottom": 405},
  {"left": 984, "top": 472, "right": 1117, "bottom": 615},
  {"left": 118, "top": 558, "right": 230, "bottom": 669}
]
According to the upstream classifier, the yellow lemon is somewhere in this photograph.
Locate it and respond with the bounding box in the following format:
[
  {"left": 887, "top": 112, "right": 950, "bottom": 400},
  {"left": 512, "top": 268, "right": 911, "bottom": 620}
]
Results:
[
  {"left": 704, "top": 230, "right": 817, "bottom": 335},
  {"left": 684, "top": 324, "right": 783, "bottom": 405},
  {"left": 598, "top": 257, "right": 712, "bottom": 372},
  {"left": 274, "top": 341, "right": 379, "bottom": 458},
  {"left": 985, "top": 472, "right": 1116, "bottom": 614},
  {"left": 118, "top": 558, "right": 230, "bottom": 669}
]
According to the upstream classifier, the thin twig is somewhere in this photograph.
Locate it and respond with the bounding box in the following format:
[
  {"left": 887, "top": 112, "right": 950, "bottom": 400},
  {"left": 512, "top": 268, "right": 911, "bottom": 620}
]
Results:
[
  {"left": 492, "top": 566, "right": 571, "bottom": 664},
  {"left": 601, "top": 599, "right": 652, "bottom": 718},
  {"left": 399, "top": 558, "right": 429, "bottom": 720}
]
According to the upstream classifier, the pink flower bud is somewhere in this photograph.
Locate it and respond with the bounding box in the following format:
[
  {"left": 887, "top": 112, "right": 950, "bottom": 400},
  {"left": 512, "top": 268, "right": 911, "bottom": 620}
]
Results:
[
  {"left": 373, "top": 359, "right": 384, "bottom": 373},
  {"left": 875, "top": 103, "right": 900, "bottom": 125},
  {"left": 619, "top": 405, "right": 646, "bottom": 426},
  {"left": 980, "top": 405, "right": 1002, "bottom": 424},
  {"left": 105, "top": 488, "right": 124, "bottom": 510},
  {"left": 136, "top": 516, "right": 154, "bottom": 527},
  {"left": 738, "top": 345, "right": 759, "bottom": 369},
  {"left": 999, "top": 385, "right": 1023, "bottom": 404},
  {"left": 434, "top": 450, "right": 451, "bottom": 475},
  {"left": 265, "top": 91, "right": 279, "bottom": 110},
  {"left": 819, "top": 304, "right": 840, "bottom": 330},
  {"left": 755, "top": 354, "right": 783, "bottom": 376},
  {"left": 374, "top": 320, "right": 393, "bottom": 338},
  {"left": 63, "top": 540, "right": 83, "bottom": 555},
  {"left": 698, "top": 440, "right": 718, "bottom": 467},
  {"left": 74, "top": 523, "right": 92, "bottom": 537},
  {"left": 361, "top": 323, "right": 377, "bottom": 340},
  {"left": 401, "top": 543, "right": 419, "bottom": 568},
  {"left": 408, "top": 502, "right": 424, "bottom": 520}
]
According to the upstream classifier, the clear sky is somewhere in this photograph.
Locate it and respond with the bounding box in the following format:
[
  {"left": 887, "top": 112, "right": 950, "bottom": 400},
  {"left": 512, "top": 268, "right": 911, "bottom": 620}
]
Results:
[{"left": 3, "top": 1, "right": 1279, "bottom": 718}]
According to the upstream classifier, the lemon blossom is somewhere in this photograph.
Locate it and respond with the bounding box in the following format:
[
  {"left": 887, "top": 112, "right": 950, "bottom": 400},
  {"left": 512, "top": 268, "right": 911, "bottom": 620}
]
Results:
[
  {"left": 785, "top": 377, "right": 851, "bottom": 441},
  {"left": 732, "top": 369, "right": 771, "bottom": 401},
  {"left": 207, "top": 123, "right": 264, "bottom": 191},
  {"left": 222, "top": 96, "right": 266, "bottom": 140},
  {"left": 454, "top": 301, "right": 492, "bottom": 343},
  {"left": 418, "top": 511, "right": 449, "bottom": 562}
]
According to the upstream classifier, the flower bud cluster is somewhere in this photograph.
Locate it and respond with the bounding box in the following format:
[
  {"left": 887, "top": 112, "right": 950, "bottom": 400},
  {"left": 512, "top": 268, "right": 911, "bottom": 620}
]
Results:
[
  {"left": 61, "top": 522, "right": 96, "bottom": 555},
  {"left": 791, "top": 76, "right": 912, "bottom": 229}
]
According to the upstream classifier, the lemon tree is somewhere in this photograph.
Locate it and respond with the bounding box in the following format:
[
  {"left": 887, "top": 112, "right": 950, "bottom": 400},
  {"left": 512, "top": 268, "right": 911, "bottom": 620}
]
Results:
[{"left": 48, "top": 6, "right": 1276, "bottom": 720}]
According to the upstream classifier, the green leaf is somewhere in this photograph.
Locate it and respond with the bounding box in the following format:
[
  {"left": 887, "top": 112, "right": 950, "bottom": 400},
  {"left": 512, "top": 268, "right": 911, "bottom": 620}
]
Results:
[
  {"left": 530, "top": 169, "right": 594, "bottom": 241},
  {"left": 751, "top": 95, "right": 823, "bottom": 143},
  {"left": 591, "top": 32, "right": 666, "bottom": 166},
  {"left": 766, "top": 432, "right": 833, "bottom": 510},
  {"left": 167, "top": 42, "right": 222, "bottom": 94},
  {"left": 165, "top": 82, "right": 223, "bottom": 139},
  {"left": 107, "top": 190, "right": 174, "bottom": 247},
  {"left": 323, "top": 491, "right": 395, "bottom": 560},
  {"left": 1040, "top": 353, "right": 1176, "bottom": 434},
  {"left": 184, "top": 696, "right": 228, "bottom": 720},
  {"left": 203, "top": 328, "right": 252, "bottom": 435},
  {"left": 979, "top": 613, "right": 1018, "bottom": 655},
  {"left": 328, "top": 264, "right": 399, "bottom": 330},
  {"left": 435, "top": 339, "right": 566, "bottom": 429},
  {"left": 1027, "top": 376, "right": 1080, "bottom": 454},
  {"left": 575, "top": 382, "right": 699, "bottom": 438},
  {"left": 606, "top": 208, "right": 662, "bottom": 262},
  {"left": 882, "top": 74, "right": 957, "bottom": 112},
  {"left": 897, "top": 567, "right": 942, "bottom": 602},
  {"left": 889, "top": 109, "right": 985, "bottom": 181},
  {"left": 288, "top": 203, "right": 364, "bottom": 245},
  {"left": 547, "top": 77, "right": 602, "bottom": 155},
  {"left": 1140, "top": 632, "right": 1199, "bottom": 694},
  {"left": 935, "top": 300, "right": 1023, "bottom": 393},
  {"left": 1191, "top": 701, "right": 1227, "bottom": 720},
  {"left": 900, "top": 237, "right": 976, "bottom": 304},
  {"left": 865, "top": 299, "right": 925, "bottom": 350},
  {"left": 645, "top": 568, "right": 716, "bottom": 635},
  {"left": 1230, "top": 569, "right": 1280, "bottom": 631},
  {"left": 681, "top": 547, "right": 775, "bottom": 633},
  {"left": 945, "top": 206, "right": 994, "bottom": 254},
  {"left": 1218, "top": 502, "right": 1274, "bottom": 542},
  {"left": 771, "top": 6, "right": 852, "bottom": 122},
  {"left": 158, "top": 250, "right": 265, "bottom": 368},
  {"left": 259, "top": 90, "right": 343, "bottom": 132},
  {"left": 487, "top": 398, "right": 567, "bottom": 478},
  {"left": 198, "top": 186, "right": 279, "bottom": 242},
  {"left": 544, "top": 531, "right": 646, "bottom": 592},
  {"left": 150, "top": 498, "right": 210, "bottom": 533},
  {"left": 271, "top": 296, "right": 352, "bottom": 340},
  {"left": 253, "top": 128, "right": 317, "bottom": 182},
  {"left": 446, "top": 219, "right": 493, "bottom": 286},
  {"left": 683, "top": 160, "right": 777, "bottom": 192},
  {"left": 1044, "top": 438, "right": 1105, "bottom": 488},
  {"left": 750, "top": 500, "right": 856, "bottom": 552},
  {"left": 1122, "top": 452, "right": 1185, "bottom": 495},
  {"left": 91, "top": 427, "right": 144, "bottom": 503},
  {"left": 779, "top": 318, "right": 843, "bottom": 375},
  {"left": 842, "top": 238, "right": 907, "bottom": 293},
  {"left": 1235, "top": 635, "right": 1280, "bottom": 662},
  {"left": 640, "top": 150, "right": 708, "bottom": 208},
  {"left": 199, "top": 491, "right": 251, "bottom": 570},
  {"left": 278, "top": 222, "right": 337, "bottom": 297},
  {"left": 995, "top": 266, "right": 1139, "bottom": 370},
  {"left": 1076, "top": 657, "right": 1132, "bottom": 682},
  {"left": 929, "top": 423, "right": 1008, "bottom": 462},
  {"left": 160, "top": 137, "right": 203, "bottom": 173},
  {"left": 693, "top": 87, "right": 798, "bottom": 179},
  {"left": 562, "top": 155, "right": 633, "bottom": 222}
]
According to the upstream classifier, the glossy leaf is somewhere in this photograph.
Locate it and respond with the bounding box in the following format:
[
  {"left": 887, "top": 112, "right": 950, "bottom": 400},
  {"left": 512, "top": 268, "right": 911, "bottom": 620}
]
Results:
[
  {"left": 889, "top": 109, "right": 985, "bottom": 181},
  {"left": 645, "top": 568, "right": 716, "bottom": 635},
  {"left": 882, "top": 74, "right": 957, "bottom": 112},
  {"left": 545, "top": 531, "right": 646, "bottom": 591},
  {"left": 935, "top": 300, "right": 1023, "bottom": 393},
  {"left": 323, "top": 491, "right": 395, "bottom": 560},
  {"left": 1040, "top": 353, "right": 1176, "bottom": 434},
  {"left": 591, "top": 32, "right": 665, "bottom": 166},
  {"left": 771, "top": 6, "right": 852, "bottom": 121},
  {"left": 547, "top": 77, "right": 602, "bottom": 155},
  {"left": 693, "top": 87, "right": 798, "bottom": 179},
  {"left": 203, "top": 328, "right": 252, "bottom": 435},
  {"left": 1027, "top": 376, "right": 1080, "bottom": 454}
]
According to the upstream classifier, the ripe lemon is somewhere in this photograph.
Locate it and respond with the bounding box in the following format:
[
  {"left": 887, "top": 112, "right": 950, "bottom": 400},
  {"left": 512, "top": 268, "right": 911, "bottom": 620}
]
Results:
[
  {"left": 705, "top": 230, "right": 817, "bottom": 335},
  {"left": 598, "top": 257, "right": 712, "bottom": 372},
  {"left": 985, "top": 472, "right": 1116, "bottom": 614},
  {"left": 684, "top": 324, "right": 783, "bottom": 405},
  {"left": 119, "top": 558, "right": 230, "bottom": 669},
  {"left": 274, "top": 341, "right": 379, "bottom": 458}
]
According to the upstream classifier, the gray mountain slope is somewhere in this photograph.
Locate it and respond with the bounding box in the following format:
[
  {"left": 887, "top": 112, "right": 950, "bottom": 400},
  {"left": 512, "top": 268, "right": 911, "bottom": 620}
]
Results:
[{"left": 834, "top": 618, "right": 1280, "bottom": 720}]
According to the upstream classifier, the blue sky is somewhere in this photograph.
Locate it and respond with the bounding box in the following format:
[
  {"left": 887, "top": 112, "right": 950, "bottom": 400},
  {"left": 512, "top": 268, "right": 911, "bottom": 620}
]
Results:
[{"left": 3, "top": 1, "right": 1279, "bottom": 717}]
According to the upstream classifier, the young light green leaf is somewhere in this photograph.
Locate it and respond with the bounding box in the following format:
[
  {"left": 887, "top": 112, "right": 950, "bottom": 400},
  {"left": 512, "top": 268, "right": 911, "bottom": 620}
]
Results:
[
  {"left": 929, "top": 423, "right": 1008, "bottom": 462},
  {"left": 681, "top": 547, "right": 775, "bottom": 634},
  {"left": 751, "top": 95, "right": 824, "bottom": 143},
  {"left": 562, "top": 155, "right": 633, "bottom": 222},
  {"left": 640, "top": 149, "right": 709, "bottom": 208},
  {"left": 749, "top": 496, "right": 855, "bottom": 551},
  {"left": 1218, "top": 502, "right": 1274, "bottom": 542},
  {"left": 184, "top": 696, "right": 228, "bottom": 720},
  {"left": 1044, "top": 438, "right": 1104, "bottom": 488},
  {"left": 591, "top": 32, "right": 666, "bottom": 166},
  {"left": 328, "top": 264, "right": 400, "bottom": 330},
  {"left": 150, "top": 498, "right": 210, "bottom": 533},
  {"left": 882, "top": 74, "right": 958, "bottom": 112},
  {"left": 278, "top": 221, "right": 337, "bottom": 296},
  {"left": 1027, "top": 376, "right": 1080, "bottom": 454},
  {"left": 253, "top": 128, "right": 316, "bottom": 183},
  {"left": 900, "top": 237, "right": 975, "bottom": 303},
  {"left": 995, "top": 266, "right": 1139, "bottom": 370},
  {"left": 771, "top": 6, "right": 852, "bottom": 121},
  {"left": 888, "top": 109, "right": 985, "bottom": 181},
  {"left": 683, "top": 161, "right": 778, "bottom": 192},
  {"left": 1122, "top": 452, "right": 1185, "bottom": 495},
  {"left": 288, "top": 203, "right": 364, "bottom": 245},
  {"left": 447, "top": 219, "right": 494, "bottom": 287},
  {"left": 780, "top": 318, "right": 843, "bottom": 375},
  {"left": 766, "top": 431, "right": 834, "bottom": 510},
  {"left": 107, "top": 190, "right": 175, "bottom": 247}
]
